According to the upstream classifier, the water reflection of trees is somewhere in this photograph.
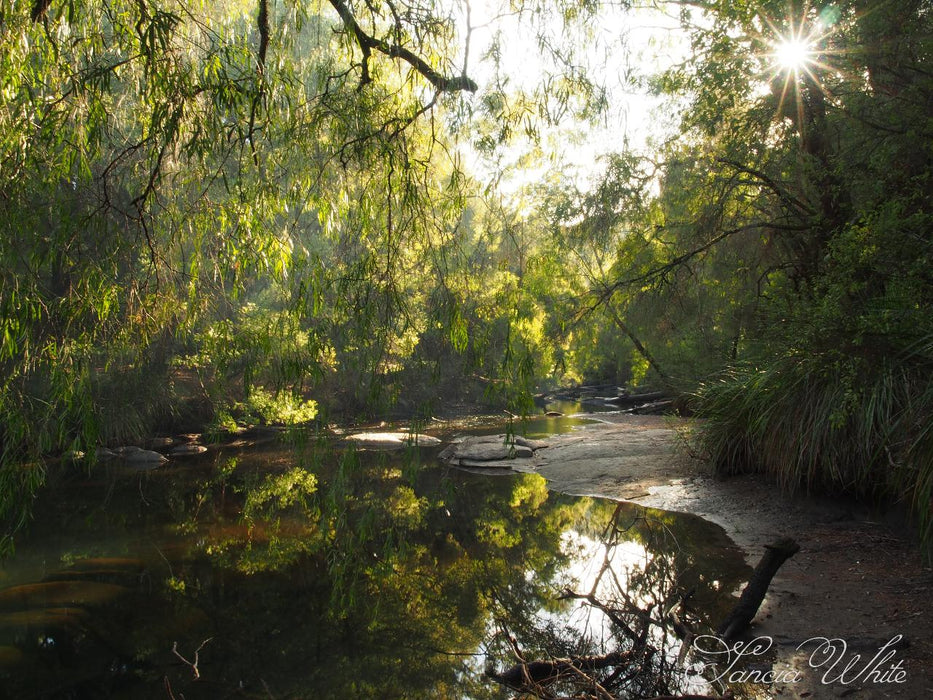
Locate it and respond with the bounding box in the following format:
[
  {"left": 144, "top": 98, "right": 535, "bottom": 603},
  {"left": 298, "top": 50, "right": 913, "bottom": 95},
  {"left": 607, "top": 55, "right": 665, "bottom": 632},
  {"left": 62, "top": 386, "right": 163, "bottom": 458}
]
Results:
[
  {"left": 485, "top": 502, "right": 751, "bottom": 699},
  {"left": 1, "top": 445, "right": 596, "bottom": 697},
  {"left": 168, "top": 449, "right": 602, "bottom": 698},
  {"left": 0, "top": 445, "right": 748, "bottom": 699}
]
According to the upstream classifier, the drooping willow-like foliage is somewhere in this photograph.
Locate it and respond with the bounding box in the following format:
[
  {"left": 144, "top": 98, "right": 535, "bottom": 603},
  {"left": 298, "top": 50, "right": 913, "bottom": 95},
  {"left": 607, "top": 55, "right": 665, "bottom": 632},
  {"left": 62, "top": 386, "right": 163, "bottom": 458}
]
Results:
[{"left": 0, "top": 0, "right": 488, "bottom": 547}]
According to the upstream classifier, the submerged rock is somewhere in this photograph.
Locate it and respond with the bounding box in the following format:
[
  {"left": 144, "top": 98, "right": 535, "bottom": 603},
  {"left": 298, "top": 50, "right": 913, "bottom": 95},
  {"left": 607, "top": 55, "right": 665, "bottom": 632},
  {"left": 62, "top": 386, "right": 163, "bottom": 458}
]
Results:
[
  {"left": 0, "top": 606, "right": 90, "bottom": 629},
  {"left": 169, "top": 444, "right": 208, "bottom": 456},
  {"left": 43, "top": 558, "right": 147, "bottom": 586},
  {"left": 124, "top": 449, "right": 168, "bottom": 465},
  {"left": 0, "top": 581, "right": 128, "bottom": 612},
  {"left": 343, "top": 432, "right": 442, "bottom": 449},
  {"left": 0, "top": 645, "right": 24, "bottom": 669},
  {"left": 59, "top": 557, "right": 146, "bottom": 573}
]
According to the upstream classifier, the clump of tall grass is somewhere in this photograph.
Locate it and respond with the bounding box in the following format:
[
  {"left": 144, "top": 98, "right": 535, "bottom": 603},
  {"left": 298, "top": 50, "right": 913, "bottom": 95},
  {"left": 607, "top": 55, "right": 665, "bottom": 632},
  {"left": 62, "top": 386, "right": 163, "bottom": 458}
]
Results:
[{"left": 692, "top": 343, "right": 933, "bottom": 558}]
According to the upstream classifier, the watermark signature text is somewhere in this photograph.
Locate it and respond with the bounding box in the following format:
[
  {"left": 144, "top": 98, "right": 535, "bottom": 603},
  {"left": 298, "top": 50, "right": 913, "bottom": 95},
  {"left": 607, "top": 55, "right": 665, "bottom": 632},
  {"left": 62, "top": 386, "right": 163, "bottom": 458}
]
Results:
[{"left": 692, "top": 634, "right": 907, "bottom": 686}]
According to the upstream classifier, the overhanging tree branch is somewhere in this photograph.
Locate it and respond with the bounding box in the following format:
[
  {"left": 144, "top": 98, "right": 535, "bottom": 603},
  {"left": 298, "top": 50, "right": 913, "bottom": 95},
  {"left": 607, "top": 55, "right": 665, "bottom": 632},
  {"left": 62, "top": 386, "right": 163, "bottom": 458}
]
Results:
[
  {"left": 327, "top": 0, "right": 478, "bottom": 92},
  {"left": 565, "top": 218, "right": 808, "bottom": 382},
  {"left": 716, "top": 158, "right": 816, "bottom": 216},
  {"left": 582, "top": 220, "right": 808, "bottom": 315}
]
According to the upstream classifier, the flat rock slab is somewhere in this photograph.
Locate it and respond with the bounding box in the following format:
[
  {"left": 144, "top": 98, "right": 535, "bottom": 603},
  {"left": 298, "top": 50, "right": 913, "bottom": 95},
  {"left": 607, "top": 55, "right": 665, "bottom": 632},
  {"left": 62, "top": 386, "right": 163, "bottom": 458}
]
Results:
[
  {"left": 440, "top": 416, "right": 684, "bottom": 487},
  {"left": 343, "top": 432, "right": 442, "bottom": 449},
  {"left": 440, "top": 434, "right": 549, "bottom": 466},
  {"left": 532, "top": 418, "right": 686, "bottom": 500}
]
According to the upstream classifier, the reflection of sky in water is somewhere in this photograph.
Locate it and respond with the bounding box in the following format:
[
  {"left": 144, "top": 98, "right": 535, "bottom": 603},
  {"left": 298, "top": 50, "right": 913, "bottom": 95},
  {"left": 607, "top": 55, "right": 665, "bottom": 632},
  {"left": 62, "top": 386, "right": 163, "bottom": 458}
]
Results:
[
  {"left": 513, "top": 528, "right": 716, "bottom": 697},
  {"left": 553, "top": 531, "right": 646, "bottom": 641}
]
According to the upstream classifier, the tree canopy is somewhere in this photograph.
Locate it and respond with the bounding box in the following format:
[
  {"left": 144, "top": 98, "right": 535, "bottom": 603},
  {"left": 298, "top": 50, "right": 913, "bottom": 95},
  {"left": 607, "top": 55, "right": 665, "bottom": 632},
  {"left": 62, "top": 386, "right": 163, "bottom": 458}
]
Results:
[{"left": 1, "top": 0, "right": 931, "bottom": 551}]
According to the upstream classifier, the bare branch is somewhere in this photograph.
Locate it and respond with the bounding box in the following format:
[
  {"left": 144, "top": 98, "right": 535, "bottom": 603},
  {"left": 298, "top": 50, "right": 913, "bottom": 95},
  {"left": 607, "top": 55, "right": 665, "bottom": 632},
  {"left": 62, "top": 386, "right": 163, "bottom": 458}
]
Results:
[
  {"left": 574, "top": 219, "right": 804, "bottom": 326},
  {"left": 326, "top": 0, "right": 478, "bottom": 92},
  {"left": 558, "top": 587, "right": 642, "bottom": 644},
  {"left": 603, "top": 297, "right": 668, "bottom": 380},
  {"left": 488, "top": 649, "right": 635, "bottom": 692}
]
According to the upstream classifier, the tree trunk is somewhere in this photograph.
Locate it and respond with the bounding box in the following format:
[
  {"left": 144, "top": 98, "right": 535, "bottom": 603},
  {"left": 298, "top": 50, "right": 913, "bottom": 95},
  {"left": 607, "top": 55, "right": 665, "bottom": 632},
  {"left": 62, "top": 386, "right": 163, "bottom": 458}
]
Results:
[{"left": 606, "top": 301, "right": 667, "bottom": 381}]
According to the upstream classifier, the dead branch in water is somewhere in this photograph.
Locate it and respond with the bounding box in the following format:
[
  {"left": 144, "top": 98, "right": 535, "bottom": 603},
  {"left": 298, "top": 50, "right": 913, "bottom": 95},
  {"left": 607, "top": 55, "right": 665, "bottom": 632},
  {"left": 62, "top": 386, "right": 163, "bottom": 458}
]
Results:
[
  {"left": 487, "top": 649, "right": 636, "bottom": 691},
  {"left": 172, "top": 637, "right": 213, "bottom": 680},
  {"left": 717, "top": 538, "right": 800, "bottom": 642}
]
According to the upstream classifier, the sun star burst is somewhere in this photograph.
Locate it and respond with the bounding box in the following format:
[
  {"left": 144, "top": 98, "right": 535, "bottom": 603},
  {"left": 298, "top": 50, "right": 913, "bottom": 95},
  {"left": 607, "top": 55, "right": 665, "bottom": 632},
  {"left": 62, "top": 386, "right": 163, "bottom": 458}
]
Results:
[{"left": 774, "top": 36, "right": 814, "bottom": 72}]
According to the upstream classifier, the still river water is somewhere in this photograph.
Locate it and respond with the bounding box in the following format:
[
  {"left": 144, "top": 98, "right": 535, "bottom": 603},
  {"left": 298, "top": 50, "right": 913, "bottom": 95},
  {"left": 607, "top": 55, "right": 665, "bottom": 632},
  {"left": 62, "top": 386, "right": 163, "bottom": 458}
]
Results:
[{"left": 0, "top": 412, "right": 750, "bottom": 699}]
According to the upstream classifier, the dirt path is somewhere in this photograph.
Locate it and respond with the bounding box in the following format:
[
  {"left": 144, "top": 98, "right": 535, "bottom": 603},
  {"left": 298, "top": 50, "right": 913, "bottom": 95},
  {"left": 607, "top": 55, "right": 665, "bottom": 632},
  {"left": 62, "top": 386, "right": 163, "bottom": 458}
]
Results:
[{"left": 521, "top": 413, "right": 933, "bottom": 699}]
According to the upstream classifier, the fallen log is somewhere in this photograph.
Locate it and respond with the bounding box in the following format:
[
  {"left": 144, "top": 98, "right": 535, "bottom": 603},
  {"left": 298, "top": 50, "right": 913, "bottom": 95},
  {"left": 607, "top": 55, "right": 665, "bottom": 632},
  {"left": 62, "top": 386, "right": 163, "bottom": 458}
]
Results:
[
  {"left": 716, "top": 537, "right": 800, "bottom": 642},
  {"left": 604, "top": 391, "right": 669, "bottom": 407}
]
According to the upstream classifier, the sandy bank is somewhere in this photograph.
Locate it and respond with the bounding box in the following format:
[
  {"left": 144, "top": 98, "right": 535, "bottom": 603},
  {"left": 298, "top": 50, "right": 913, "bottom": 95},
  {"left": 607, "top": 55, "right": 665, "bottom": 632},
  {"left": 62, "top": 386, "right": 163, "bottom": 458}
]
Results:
[{"left": 508, "top": 413, "right": 933, "bottom": 699}]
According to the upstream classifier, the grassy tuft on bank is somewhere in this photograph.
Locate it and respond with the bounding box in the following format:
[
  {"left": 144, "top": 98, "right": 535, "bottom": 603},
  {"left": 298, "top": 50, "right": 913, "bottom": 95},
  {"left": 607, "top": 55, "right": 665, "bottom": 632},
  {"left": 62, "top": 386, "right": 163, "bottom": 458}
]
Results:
[{"left": 693, "top": 342, "right": 933, "bottom": 557}]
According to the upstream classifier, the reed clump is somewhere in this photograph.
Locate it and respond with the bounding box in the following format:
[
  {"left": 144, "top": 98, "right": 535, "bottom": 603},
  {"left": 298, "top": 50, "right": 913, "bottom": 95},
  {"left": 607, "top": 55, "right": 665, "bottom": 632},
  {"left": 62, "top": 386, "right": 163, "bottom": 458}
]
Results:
[{"left": 692, "top": 342, "right": 933, "bottom": 558}]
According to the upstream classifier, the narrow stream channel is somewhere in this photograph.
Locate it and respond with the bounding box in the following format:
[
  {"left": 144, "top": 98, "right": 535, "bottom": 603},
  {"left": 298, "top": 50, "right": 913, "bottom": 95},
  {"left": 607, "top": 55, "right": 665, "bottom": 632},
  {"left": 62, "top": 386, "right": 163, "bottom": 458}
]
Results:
[{"left": 0, "top": 414, "right": 751, "bottom": 699}]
